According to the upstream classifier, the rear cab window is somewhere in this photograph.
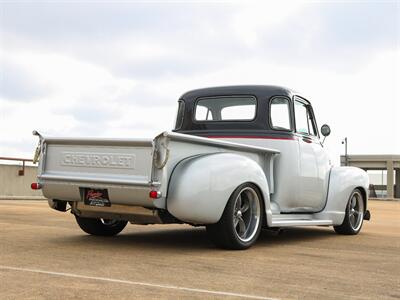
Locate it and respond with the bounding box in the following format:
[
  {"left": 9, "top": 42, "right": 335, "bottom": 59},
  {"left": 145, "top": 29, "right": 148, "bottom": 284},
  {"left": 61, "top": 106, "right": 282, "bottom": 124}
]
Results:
[
  {"left": 270, "top": 97, "right": 292, "bottom": 131},
  {"left": 194, "top": 96, "right": 257, "bottom": 122}
]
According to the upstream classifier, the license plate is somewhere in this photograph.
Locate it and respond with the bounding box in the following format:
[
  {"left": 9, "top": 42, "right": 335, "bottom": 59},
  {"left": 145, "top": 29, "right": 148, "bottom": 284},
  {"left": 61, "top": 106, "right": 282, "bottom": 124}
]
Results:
[{"left": 83, "top": 188, "right": 111, "bottom": 207}]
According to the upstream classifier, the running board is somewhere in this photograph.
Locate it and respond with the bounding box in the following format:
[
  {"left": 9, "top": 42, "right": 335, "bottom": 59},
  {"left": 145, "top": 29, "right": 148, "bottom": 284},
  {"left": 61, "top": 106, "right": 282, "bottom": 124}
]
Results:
[{"left": 271, "top": 214, "right": 333, "bottom": 227}]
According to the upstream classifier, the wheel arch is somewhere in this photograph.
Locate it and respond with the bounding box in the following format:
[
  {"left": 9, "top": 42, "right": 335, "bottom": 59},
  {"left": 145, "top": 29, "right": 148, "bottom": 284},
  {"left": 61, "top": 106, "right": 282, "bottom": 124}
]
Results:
[
  {"left": 355, "top": 186, "right": 368, "bottom": 212},
  {"left": 244, "top": 181, "right": 268, "bottom": 226}
]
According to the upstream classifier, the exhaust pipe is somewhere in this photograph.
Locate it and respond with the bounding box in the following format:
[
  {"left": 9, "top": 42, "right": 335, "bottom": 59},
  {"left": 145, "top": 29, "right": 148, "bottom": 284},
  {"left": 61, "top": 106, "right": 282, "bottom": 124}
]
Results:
[
  {"left": 364, "top": 210, "right": 371, "bottom": 221},
  {"left": 48, "top": 199, "right": 68, "bottom": 212}
]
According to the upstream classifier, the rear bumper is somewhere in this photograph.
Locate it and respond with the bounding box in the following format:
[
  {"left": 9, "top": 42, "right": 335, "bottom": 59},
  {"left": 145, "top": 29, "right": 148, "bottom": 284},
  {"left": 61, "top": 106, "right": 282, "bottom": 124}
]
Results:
[
  {"left": 41, "top": 178, "right": 162, "bottom": 208},
  {"left": 74, "top": 202, "right": 166, "bottom": 224}
]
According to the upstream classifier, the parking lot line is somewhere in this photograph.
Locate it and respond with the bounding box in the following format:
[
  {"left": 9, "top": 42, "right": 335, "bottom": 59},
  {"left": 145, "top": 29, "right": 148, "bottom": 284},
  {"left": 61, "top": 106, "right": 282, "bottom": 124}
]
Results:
[{"left": 0, "top": 265, "right": 277, "bottom": 300}]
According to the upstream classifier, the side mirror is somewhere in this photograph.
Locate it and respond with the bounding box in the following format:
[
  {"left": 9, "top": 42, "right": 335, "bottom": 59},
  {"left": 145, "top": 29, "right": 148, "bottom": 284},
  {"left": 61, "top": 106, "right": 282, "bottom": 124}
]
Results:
[{"left": 321, "top": 124, "right": 331, "bottom": 137}]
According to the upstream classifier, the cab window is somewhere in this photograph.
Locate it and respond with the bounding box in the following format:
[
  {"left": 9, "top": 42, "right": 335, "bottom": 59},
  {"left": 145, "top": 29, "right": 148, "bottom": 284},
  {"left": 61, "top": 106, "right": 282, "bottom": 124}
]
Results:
[
  {"left": 174, "top": 101, "right": 185, "bottom": 129},
  {"left": 270, "top": 97, "right": 291, "bottom": 131},
  {"left": 294, "top": 99, "right": 317, "bottom": 136},
  {"left": 195, "top": 96, "right": 256, "bottom": 121}
]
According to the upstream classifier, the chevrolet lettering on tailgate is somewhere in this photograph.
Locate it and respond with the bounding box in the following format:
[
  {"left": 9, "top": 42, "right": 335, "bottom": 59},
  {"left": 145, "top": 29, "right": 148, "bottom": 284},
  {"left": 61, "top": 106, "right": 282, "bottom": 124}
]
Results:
[{"left": 61, "top": 152, "right": 135, "bottom": 169}]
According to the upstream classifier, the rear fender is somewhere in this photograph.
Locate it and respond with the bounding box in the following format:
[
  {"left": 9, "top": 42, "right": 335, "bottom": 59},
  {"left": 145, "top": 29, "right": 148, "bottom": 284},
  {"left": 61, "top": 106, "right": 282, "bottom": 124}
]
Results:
[{"left": 166, "top": 153, "right": 271, "bottom": 224}]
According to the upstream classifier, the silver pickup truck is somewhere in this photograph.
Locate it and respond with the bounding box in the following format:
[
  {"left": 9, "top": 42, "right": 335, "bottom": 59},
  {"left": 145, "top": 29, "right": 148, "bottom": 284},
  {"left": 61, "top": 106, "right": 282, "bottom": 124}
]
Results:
[{"left": 32, "top": 85, "right": 370, "bottom": 249}]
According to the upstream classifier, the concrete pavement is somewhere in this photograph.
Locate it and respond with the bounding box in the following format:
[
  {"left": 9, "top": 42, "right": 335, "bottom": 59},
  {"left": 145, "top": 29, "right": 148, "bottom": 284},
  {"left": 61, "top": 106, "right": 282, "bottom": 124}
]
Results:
[{"left": 0, "top": 200, "right": 399, "bottom": 299}]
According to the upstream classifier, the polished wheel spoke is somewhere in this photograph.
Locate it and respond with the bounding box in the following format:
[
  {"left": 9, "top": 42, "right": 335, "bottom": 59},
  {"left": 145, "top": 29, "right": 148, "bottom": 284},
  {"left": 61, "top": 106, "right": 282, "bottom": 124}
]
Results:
[
  {"left": 237, "top": 217, "right": 246, "bottom": 236},
  {"left": 351, "top": 196, "right": 357, "bottom": 208},
  {"left": 235, "top": 195, "right": 242, "bottom": 212},
  {"left": 349, "top": 214, "right": 356, "bottom": 227},
  {"left": 241, "top": 200, "right": 250, "bottom": 213},
  {"left": 234, "top": 216, "right": 239, "bottom": 227}
]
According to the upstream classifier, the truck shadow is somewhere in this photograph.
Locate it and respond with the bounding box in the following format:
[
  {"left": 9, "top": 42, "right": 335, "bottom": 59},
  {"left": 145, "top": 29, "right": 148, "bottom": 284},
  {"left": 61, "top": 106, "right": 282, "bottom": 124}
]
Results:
[
  {"left": 258, "top": 226, "right": 336, "bottom": 246},
  {"left": 52, "top": 226, "right": 337, "bottom": 251}
]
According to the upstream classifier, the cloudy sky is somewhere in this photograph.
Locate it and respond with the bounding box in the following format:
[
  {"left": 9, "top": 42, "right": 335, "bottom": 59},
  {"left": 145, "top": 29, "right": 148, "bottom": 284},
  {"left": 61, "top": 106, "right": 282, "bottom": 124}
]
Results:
[{"left": 0, "top": 0, "right": 399, "bottom": 165}]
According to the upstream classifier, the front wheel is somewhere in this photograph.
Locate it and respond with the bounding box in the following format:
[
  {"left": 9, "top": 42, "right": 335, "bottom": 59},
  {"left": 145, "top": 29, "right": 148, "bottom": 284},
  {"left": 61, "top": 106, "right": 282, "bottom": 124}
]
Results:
[
  {"left": 75, "top": 215, "right": 128, "bottom": 236},
  {"left": 334, "top": 189, "right": 364, "bottom": 235},
  {"left": 206, "top": 183, "right": 264, "bottom": 250}
]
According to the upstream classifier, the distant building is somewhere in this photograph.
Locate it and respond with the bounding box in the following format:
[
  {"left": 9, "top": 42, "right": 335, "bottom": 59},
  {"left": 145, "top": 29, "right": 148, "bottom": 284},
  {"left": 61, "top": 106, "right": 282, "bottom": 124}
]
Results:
[{"left": 340, "top": 155, "right": 400, "bottom": 199}]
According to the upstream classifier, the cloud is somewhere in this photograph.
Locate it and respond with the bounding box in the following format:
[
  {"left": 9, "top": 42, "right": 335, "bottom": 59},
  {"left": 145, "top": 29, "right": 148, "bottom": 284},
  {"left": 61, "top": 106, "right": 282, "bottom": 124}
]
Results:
[
  {"left": 0, "top": 2, "right": 295, "bottom": 80},
  {"left": 317, "top": 2, "right": 398, "bottom": 48},
  {"left": 0, "top": 1, "right": 399, "bottom": 159},
  {"left": 4, "top": 1, "right": 396, "bottom": 83},
  {"left": 0, "top": 60, "right": 50, "bottom": 101},
  {"left": 234, "top": 2, "right": 400, "bottom": 73}
]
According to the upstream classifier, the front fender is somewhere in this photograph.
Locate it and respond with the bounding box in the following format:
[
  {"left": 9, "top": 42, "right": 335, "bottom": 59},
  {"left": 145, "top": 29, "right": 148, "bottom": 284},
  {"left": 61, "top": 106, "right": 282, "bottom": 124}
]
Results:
[
  {"left": 321, "top": 166, "right": 369, "bottom": 225},
  {"left": 166, "top": 153, "right": 270, "bottom": 224}
]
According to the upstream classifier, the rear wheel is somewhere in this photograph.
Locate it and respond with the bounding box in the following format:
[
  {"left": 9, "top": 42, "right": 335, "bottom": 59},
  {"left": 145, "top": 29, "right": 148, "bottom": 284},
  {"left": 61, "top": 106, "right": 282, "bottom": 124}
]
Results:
[
  {"left": 75, "top": 215, "right": 127, "bottom": 236},
  {"left": 206, "top": 183, "right": 263, "bottom": 250},
  {"left": 334, "top": 189, "right": 364, "bottom": 235}
]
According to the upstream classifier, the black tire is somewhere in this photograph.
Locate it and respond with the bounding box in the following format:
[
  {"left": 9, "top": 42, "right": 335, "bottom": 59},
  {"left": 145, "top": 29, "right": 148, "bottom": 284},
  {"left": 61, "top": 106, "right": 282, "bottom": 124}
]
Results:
[
  {"left": 206, "top": 183, "right": 264, "bottom": 250},
  {"left": 75, "top": 215, "right": 127, "bottom": 236},
  {"left": 334, "top": 189, "right": 364, "bottom": 235}
]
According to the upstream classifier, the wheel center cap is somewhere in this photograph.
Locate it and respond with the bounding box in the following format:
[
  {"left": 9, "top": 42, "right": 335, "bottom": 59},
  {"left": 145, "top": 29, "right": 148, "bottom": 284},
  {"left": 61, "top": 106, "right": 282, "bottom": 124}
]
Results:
[{"left": 237, "top": 211, "right": 242, "bottom": 217}]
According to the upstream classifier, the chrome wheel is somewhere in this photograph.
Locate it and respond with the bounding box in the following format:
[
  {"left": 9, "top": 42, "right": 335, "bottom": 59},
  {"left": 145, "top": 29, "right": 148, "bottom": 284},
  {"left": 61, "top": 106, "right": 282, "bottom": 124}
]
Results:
[
  {"left": 206, "top": 183, "right": 264, "bottom": 249},
  {"left": 334, "top": 188, "right": 365, "bottom": 235},
  {"left": 233, "top": 187, "right": 261, "bottom": 243},
  {"left": 349, "top": 191, "right": 364, "bottom": 231}
]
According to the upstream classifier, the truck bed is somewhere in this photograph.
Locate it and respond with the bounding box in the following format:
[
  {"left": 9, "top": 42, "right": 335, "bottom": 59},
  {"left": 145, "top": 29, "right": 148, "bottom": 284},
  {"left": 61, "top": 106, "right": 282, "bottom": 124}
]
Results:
[{"left": 36, "top": 132, "right": 279, "bottom": 210}]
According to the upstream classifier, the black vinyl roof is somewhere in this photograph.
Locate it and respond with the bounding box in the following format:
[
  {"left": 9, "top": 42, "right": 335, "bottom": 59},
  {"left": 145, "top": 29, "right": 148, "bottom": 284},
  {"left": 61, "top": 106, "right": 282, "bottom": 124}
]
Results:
[
  {"left": 175, "top": 85, "right": 304, "bottom": 134},
  {"left": 180, "top": 85, "right": 296, "bottom": 103}
]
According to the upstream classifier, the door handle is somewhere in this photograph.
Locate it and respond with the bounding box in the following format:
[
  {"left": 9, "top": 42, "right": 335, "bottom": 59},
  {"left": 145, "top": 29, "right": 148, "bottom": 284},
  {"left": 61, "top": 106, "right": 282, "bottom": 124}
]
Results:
[{"left": 302, "top": 137, "right": 312, "bottom": 144}]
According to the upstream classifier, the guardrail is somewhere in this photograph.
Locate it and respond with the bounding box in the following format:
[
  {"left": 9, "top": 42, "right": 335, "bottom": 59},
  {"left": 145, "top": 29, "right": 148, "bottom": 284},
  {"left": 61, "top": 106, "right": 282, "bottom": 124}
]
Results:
[{"left": 0, "top": 157, "right": 35, "bottom": 176}]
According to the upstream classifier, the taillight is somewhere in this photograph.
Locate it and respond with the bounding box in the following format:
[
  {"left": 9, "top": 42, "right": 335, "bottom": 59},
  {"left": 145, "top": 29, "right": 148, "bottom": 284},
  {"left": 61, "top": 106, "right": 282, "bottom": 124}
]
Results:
[
  {"left": 149, "top": 190, "right": 161, "bottom": 199},
  {"left": 31, "top": 183, "right": 42, "bottom": 190}
]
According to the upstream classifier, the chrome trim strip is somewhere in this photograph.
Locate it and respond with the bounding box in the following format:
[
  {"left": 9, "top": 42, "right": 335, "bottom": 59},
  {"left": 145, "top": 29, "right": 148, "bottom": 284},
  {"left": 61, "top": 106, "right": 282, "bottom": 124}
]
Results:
[
  {"left": 42, "top": 137, "right": 153, "bottom": 147},
  {"left": 271, "top": 220, "right": 333, "bottom": 226},
  {"left": 159, "top": 131, "right": 280, "bottom": 154}
]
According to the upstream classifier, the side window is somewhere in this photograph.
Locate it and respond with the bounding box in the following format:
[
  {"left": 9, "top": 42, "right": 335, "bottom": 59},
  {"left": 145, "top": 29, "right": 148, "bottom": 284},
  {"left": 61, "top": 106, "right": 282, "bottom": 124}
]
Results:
[
  {"left": 174, "top": 101, "right": 185, "bottom": 129},
  {"left": 294, "top": 100, "right": 317, "bottom": 136},
  {"left": 294, "top": 101, "right": 309, "bottom": 134},
  {"left": 307, "top": 107, "right": 318, "bottom": 136},
  {"left": 270, "top": 97, "right": 291, "bottom": 131}
]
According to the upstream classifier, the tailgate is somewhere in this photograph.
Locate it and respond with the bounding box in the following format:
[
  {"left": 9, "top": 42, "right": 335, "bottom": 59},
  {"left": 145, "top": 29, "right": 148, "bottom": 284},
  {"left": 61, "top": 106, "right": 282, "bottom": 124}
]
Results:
[{"left": 38, "top": 137, "right": 157, "bottom": 206}]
